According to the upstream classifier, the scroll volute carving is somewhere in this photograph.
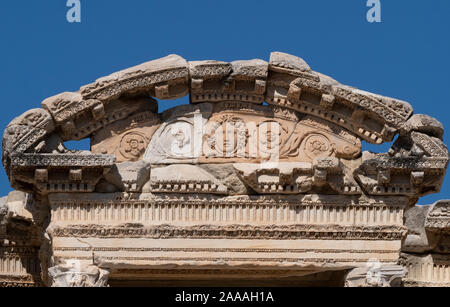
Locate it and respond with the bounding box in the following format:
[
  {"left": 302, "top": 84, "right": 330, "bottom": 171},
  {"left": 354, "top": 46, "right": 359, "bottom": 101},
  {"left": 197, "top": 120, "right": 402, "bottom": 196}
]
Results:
[{"left": 200, "top": 102, "right": 361, "bottom": 163}]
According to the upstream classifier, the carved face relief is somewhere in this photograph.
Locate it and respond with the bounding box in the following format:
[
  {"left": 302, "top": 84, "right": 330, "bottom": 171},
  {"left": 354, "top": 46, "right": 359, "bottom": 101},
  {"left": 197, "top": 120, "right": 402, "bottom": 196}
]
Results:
[
  {"left": 204, "top": 115, "right": 247, "bottom": 158},
  {"left": 258, "top": 121, "right": 282, "bottom": 159}
]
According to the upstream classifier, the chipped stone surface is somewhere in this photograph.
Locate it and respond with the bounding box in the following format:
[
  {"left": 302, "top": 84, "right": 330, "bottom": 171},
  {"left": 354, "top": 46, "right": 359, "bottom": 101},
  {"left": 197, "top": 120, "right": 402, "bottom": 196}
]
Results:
[
  {"left": 48, "top": 260, "right": 109, "bottom": 287},
  {"left": 401, "top": 114, "right": 444, "bottom": 140},
  {"left": 345, "top": 263, "right": 407, "bottom": 287},
  {"left": 150, "top": 164, "right": 227, "bottom": 194},
  {"left": 269, "top": 51, "right": 312, "bottom": 73}
]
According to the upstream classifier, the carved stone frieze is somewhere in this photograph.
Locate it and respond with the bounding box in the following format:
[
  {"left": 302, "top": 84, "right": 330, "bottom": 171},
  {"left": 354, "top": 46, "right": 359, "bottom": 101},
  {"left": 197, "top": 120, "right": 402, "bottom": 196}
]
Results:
[{"left": 49, "top": 223, "right": 406, "bottom": 241}]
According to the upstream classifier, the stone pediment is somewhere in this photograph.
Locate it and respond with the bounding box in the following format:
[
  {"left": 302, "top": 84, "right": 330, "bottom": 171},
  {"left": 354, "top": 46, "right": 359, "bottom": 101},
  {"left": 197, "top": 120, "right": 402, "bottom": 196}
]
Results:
[
  {"left": 1, "top": 52, "right": 449, "bottom": 287},
  {"left": 2, "top": 52, "right": 447, "bottom": 199}
]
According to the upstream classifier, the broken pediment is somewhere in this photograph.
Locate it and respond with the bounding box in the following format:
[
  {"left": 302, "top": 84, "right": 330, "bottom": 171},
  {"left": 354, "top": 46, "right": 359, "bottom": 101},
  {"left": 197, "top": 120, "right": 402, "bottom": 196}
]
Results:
[
  {"left": 2, "top": 52, "right": 450, "bottom": 287},
  {"left": 2, "top": 52, "right": 447, "bottom": 199}
]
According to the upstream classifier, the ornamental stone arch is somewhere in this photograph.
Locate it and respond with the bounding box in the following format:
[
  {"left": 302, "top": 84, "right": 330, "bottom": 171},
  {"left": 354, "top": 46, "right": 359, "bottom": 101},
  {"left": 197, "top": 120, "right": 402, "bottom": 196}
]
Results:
[{"left": 1, "top": 52, "right": 449, "bottom": 287}]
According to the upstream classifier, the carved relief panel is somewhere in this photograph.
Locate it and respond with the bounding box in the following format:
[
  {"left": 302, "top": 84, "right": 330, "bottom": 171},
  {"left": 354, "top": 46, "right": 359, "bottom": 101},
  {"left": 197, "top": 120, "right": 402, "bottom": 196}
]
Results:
[
  {"left": 143, "top": 103, "right": 213, "bottom": 164},
  {"left": 91, "top": 99, "right": 160, "bottom": 163},
  {"left": 200, "top": 101, "right": 361, "bottom": 163}
]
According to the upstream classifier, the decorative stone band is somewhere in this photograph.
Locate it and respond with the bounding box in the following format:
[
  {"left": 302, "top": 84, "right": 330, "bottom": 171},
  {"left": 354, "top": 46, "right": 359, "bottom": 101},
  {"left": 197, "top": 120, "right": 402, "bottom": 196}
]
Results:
[
  {"left": 49, "top": 224, "right": 406, "bottom": 241},
  {"left": 48, "top": 193, "right": 408, "bottom": 227},
  {"left": 10, "top": 153, "right": 115, "bottom": 168},
  {"left": 10, "top": 153, "right": 115, "bottom": 194},
  {"left": 0, "top": 275, "right": 43, "bottom": 287},
  {"left": 53, "top": 246, "right": 398, "bottom": 254}
]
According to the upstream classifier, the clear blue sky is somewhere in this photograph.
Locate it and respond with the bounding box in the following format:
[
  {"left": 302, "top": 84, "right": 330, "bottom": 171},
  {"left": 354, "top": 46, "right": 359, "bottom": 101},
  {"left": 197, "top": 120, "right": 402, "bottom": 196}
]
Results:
[{"left": 0, "top": 0, "right": 449, "bottom": 204}]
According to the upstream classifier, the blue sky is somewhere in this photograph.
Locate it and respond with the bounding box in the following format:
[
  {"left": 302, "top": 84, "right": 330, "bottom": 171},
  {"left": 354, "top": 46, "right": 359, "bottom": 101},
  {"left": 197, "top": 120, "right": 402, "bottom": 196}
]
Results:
[{"left": 0, "top": 0, "right": 449, "bottom": 204}]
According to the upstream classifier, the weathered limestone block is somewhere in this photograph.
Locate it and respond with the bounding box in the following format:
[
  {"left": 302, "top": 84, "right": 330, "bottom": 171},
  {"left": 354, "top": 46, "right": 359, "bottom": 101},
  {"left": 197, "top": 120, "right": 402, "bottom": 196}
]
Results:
[
  {"left": 48, "top": 260, "right": 109, "bottom": 287},
  {"left": 269, "top": 52, "right": 312, "bottom": 74},
  {"left": 149, "top": 164, "right": 227, "bottom": 194},
  {"left": 332, "top": 87, "right": 413, "bottom": 136},
  {"left": 103, "top": 160, "right": 151, "bottom": 192},
  {"left": 345, "top": 262, "right": 407, "bottom": 287},
  {"left": 425, "top": 200, "right": 450, "bottom": 231},
  {"left": 231, "top": 60, "right": 268, "bottom": 97},
  {"left": 189, "top": 60, "right": 232, "bottom": 102},
  {"left": 9, "top": 153, "right": 115, "bottom": 193},
  {"left": 233, "top": 162, "right": 314, "bottom": 194},
  {"left": 57, "top": 96, "right": 158, "bottom": 141},
  {"left": 402, "top": 204, "right": 438, "bottom": 253},
  {"left": 266, "top": 51, "right": 413, "bottom": 145},
  {"left": 4, "top": 191, "right": 34, "bottom": 222},
  {"left": 2, "top": 108, "right": 55, "bottom": 174},
  {"left": 198, "top": 163, "right": 250, "bottom": 195},
  {"left": 400, "top": 114, "right": 444, "bottom": 140},
  {"left": 233, "top": 158, "right": 359, "bottom": 195},
  {"left": 355, "top": 147, "right": 448, "bottom": 198},
  {"left": 42, "top": 92, "right": 98, "bottom": 124},
  {"left": 80, "top": 54, "right": 189, "bottom": 101},
  {"left": 0, "top": 196, "right": 7, "bottom": 240},
  {"left": 190, "top": 59, "right": 269, "bottom": 104},
  {"left": 403, "top": 200, "right": 450, "bottom": 260},
  {"left": 401, "top": 200, "right": 450, "bottom": 287}
]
